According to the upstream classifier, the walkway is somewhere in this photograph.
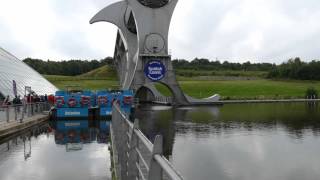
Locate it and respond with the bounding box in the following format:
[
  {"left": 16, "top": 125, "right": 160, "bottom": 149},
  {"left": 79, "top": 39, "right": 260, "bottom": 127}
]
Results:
[
  {"left": 0, "top": 114, "right": 48, "bottom": 138},
  {"left": 0, "top": 103, "right": 50, "bottom": 138}
]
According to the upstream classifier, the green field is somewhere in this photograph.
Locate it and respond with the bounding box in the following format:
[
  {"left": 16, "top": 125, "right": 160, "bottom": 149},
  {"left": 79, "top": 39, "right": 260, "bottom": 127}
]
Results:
[
  {"left": 175, "top": 79, "right": 320, "bottom": 99},
  {"left": 45, "top": 76, "right": 320, "bottom": 100},
  {"left": 44, "top": 65, "right": 119, "bottom": 90},
  {"left": 44, "top": 65, "right": 320, "bottom": 100}
]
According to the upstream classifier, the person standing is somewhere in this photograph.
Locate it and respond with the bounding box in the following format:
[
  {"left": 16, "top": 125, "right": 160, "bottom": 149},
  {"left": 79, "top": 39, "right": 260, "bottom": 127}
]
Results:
[{"left": 3, "top": 95, "right": 10, "bottom": 106}]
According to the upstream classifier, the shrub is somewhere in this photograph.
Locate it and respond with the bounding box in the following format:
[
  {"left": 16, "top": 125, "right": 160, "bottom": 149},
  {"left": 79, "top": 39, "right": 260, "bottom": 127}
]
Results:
[{"left": 305, "top": 87, "right": 318, "bottom": 99}]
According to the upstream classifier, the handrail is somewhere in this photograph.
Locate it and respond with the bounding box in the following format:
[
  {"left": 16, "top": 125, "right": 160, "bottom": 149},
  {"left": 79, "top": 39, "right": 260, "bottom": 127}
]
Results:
[
  {"left": 154, "top": 155, "right": 184, "bottom": 180},
  {"left": 0, "top": 102, "right": 50, "bottom": 125},
  {"left": 153, "top": 96, "right": 173, "bottom": 105},
  {"left": 111, "top": 104, "right": 184, "bottom": 180}
]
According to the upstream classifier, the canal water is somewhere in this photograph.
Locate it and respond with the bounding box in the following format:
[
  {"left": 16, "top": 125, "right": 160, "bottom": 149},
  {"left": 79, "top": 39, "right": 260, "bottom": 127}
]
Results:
[
  {"left": 135, "top": 102, "right": 320, "bottom": 180},
  {"left": 0, "top": 102, "right": 319, "bottom": 180},
  {"left": 0, "top": 121, "right": 111, "bottom": 180}
]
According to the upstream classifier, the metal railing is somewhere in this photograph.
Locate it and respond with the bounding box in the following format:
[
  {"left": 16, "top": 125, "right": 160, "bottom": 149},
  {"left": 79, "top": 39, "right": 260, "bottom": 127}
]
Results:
[
  {"left": 153, "top": 96, "right": 173, "bottom": 105},
  {"left": 111, "top": 104, "right": 184, "bottom": 180},
  {"left": 0, "top": 102, "right": 50, "bottom": 125}
]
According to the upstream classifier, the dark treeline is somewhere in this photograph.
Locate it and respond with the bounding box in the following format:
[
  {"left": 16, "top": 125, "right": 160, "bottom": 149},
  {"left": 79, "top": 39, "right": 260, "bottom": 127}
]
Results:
[
  {"left": 172, "top": 58, "right": 275, "bottom": 71},
  {"left": 23, "top": 57, "right": 320, "bottom": 80},
  {"left": 23, "top": 57, "right": 113, "bottom": 76},
  {"left": 268, "top": 57, "right": 320, "bottom": 80}
]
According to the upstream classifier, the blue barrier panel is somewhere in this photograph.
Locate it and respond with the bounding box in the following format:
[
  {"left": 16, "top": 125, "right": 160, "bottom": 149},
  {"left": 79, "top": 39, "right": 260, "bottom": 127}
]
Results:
[
  {"left": 96, "top": 90, "right": 133, "bottom": 119},
  {"left": 57, "top": 108, "right": 89, "bottom": 118},
  {"left": 56, "top": 120, "right": 89, "bottom": 130},
  {"left": 54, "top": 89, "right": 134, "bottom": 120}
]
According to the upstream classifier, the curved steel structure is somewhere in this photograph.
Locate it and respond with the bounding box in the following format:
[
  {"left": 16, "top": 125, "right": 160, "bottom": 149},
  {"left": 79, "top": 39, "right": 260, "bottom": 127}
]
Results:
[{"left": 90, "top": 0, "right": 220, "bottom": 106}]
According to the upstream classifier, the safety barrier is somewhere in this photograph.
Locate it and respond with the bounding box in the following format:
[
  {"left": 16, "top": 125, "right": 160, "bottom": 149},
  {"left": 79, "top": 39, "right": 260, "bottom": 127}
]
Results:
[
  {"left": 153, "top": 96, "right": 173, "bottom": 105},
  {"left": 111, "top": 104, "right": 184, "bottom": 180},
  {"left": 0, "top": 103, "right": 50, "bottom": 125}
]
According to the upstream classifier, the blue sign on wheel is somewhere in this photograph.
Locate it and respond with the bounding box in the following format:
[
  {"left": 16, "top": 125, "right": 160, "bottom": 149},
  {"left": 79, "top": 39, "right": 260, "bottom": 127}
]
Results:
[{"left": 144, "top": 60, "right": 166, "bottom": 81}]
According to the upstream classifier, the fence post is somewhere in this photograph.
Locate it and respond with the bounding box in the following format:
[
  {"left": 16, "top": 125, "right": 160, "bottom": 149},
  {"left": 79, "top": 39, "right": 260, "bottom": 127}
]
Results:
[
  {"left": 113, "top": 104, "right": 128, "bottom": 180},
  {"left": 128, "top": 119, "right": 139, "bottom": 179},
  {"left": 120, "top": 109, "right": 129, "bottom": 180},
  {"left": 112, "top": 105, "right": 121, "bottom": 179},
  {"left": 148, "top": 135, "right": 163, "bottom": 180},
  {"left": 21, "top": 104, "right": 25, "bottom": 123},
  {"left": 6, "top": 106, "right": 10, "bottom": 123},
  {"left": 14, "top": 106, "right": 18, "bottom": 121},
  {"left": 27, "top": 103, "right": 30, "bottom": 117}
]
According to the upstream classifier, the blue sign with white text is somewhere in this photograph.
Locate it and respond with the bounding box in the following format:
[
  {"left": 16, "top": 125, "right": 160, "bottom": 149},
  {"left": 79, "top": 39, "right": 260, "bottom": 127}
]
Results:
[{"left": 144, "top": 60, "right": 166, "bottom": 81}]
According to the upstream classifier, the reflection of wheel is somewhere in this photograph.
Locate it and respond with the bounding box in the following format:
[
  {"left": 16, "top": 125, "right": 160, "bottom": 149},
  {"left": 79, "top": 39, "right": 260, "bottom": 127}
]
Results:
[{"left": 137, "top": 0, "right": 169, "bottom": 8}]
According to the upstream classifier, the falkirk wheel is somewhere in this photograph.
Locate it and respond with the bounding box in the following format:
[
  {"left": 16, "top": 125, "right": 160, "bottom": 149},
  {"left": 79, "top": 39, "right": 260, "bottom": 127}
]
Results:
[{"left": 90, "top": 0, "right": 220, "bottom": 106}]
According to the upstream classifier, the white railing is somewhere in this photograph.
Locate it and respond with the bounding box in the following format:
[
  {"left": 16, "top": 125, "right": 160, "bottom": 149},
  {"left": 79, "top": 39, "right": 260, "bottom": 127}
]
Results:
[
  {"left": 153, "top": 96, "right": 173, "bottom": 105},
  {"left": 111, "top": 104, "right": 184, "bottom": 180},
  {"left": 0, "top": 102, "right": 50, "bottom": 125}
]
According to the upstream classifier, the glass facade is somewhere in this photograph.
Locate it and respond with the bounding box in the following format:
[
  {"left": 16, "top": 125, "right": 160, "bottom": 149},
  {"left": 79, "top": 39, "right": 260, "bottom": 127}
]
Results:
[{"left": 0, "top": 47, "right": 58, "bottom": 99}]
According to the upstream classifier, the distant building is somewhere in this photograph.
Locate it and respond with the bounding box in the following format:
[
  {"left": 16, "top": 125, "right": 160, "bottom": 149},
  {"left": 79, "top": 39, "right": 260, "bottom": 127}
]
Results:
[{"left": 0, "top": 47, "right": 57, "bottom": 99}]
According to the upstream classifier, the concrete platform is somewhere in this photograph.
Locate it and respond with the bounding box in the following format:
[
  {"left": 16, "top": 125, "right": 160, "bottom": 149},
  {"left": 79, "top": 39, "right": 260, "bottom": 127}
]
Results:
[
  {"left": 0, "top": 114, "right": 49, "bottom": 139},
  {"left": 222, "top": 99, "right": 320, "bottom": 104}
]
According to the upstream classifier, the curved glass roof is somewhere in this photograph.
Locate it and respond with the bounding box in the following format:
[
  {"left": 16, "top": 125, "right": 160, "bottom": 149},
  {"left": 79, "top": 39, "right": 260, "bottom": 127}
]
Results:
[{"left": 0, "top": 47, "right": 58, "bottom": 99}]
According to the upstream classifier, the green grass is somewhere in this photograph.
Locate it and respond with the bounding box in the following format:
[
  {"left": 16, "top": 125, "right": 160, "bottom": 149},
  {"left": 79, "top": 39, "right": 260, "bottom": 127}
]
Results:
[
  {"left": 154, "top": 79, "right": 320, "bottom": 100},
  {"left": 44, "top": 65, "right": 117, "bottom": 81},
  {"left": 79, "top": 65, "right": 117, "bottom": 80},
  {"left": 44, "top": 65, "right": 119, "bottom": 90},
  {"left": 50, "top": 80, "right": 119, "bottom": 90},
  {"left": 45, "top": 67, "right": 320, "bottom": 100},
  {"left": 176, "top": 79, "right": 320, "bottom": 100},
  {"left": 45, "top": 75, "right": 119, "bottom": 90}
]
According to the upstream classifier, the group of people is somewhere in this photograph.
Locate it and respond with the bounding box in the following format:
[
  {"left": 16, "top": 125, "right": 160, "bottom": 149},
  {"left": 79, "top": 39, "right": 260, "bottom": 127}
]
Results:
[{"left": 1, "top": 93, "right": 54, "bottom": 107}]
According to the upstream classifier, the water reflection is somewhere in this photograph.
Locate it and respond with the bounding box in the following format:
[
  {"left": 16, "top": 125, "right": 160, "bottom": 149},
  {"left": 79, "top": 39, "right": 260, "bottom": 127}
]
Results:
[
  {"left": 52, "top": 120, "right": 109, "bottom": 152},
  {"left": 135, "top": 103, "right": 320, "bottom": 180},
  {"left": 0, "top": 120, "right": 111, "bottom": 180}
]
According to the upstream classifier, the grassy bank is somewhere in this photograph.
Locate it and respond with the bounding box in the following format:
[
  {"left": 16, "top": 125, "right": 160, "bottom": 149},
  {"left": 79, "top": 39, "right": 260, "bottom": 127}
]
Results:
[
  {"left": 175, "top": 79, "right": 320, "bottom": 100},
  {"left": 44, "top": 75, "right": 119, "bottom": 90},
  {"left": 45, "top": 75, "right": 320, "bottom": 100},
  {"left": 44, "top": 65, "right": 320, "bottom": 100}
]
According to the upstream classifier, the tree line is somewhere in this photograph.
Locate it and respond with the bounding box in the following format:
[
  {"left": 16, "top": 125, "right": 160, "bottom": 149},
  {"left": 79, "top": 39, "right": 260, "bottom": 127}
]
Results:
[
  {"left": 23, "top": 57, "right": 320, "bottom": 80},
  {"left": 23, "top": 57, "right": 113, "bottom": 76},
  {"left": 172, "top": 58, "right": 275, "bottom": 71},
  {"left": 267, "top": 57, "right": 320, "bottom": 80}
]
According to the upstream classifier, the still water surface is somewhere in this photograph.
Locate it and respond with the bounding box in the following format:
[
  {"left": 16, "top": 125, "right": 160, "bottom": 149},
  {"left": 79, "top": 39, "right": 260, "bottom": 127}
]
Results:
[
  {"left": 135, "top": 103, "right": 320, "bottom": 180},
  {"left": 0, "top": 122, "right": 111, "bottom": 180},
  {"left": 0, "top": 103, "right": 319, "bottom": 180}
]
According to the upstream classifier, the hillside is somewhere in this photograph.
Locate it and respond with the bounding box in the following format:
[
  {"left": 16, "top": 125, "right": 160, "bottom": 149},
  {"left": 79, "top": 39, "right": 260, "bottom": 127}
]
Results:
[
  {"left": 44, "top": 65, "right": 119, "bottom": 90},
  {"left": 78, "top": 65, "right": 118, "bottom": 80},
  {"left": 44, "top": 64, "right": 320, "bottom": 100}
]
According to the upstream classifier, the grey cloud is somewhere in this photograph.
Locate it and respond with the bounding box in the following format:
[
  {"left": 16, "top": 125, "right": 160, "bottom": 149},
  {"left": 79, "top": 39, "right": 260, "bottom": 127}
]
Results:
[
  {"left": 1, "top": 0, "right": 320, "bottom": 63},
  {"left": 171, "top": 0, "right": 320, "bottom": 63},
  {"left": 50, "top": 30, "right": 105, "bottom": 60},
  {"left": 0, "top": 22, "right": 32, "bottom": 59}
]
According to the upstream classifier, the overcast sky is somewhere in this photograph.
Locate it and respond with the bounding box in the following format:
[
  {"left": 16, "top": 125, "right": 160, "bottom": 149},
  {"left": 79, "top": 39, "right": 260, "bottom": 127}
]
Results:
[{"left": 1, "top": 0, "right": 320, "bottom": 63}]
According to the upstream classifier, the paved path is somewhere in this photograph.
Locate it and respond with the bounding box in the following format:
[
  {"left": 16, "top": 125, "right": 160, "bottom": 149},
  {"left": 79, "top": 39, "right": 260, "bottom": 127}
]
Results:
[
  {"left": 222, "top": 99, "right": 320, "bottom": 104},
  {"left": 152, "top": 99, "right": 320, "bottom": 106},
  {"left": 0, "top": 114, "right": 49, "bottom": 138}
]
